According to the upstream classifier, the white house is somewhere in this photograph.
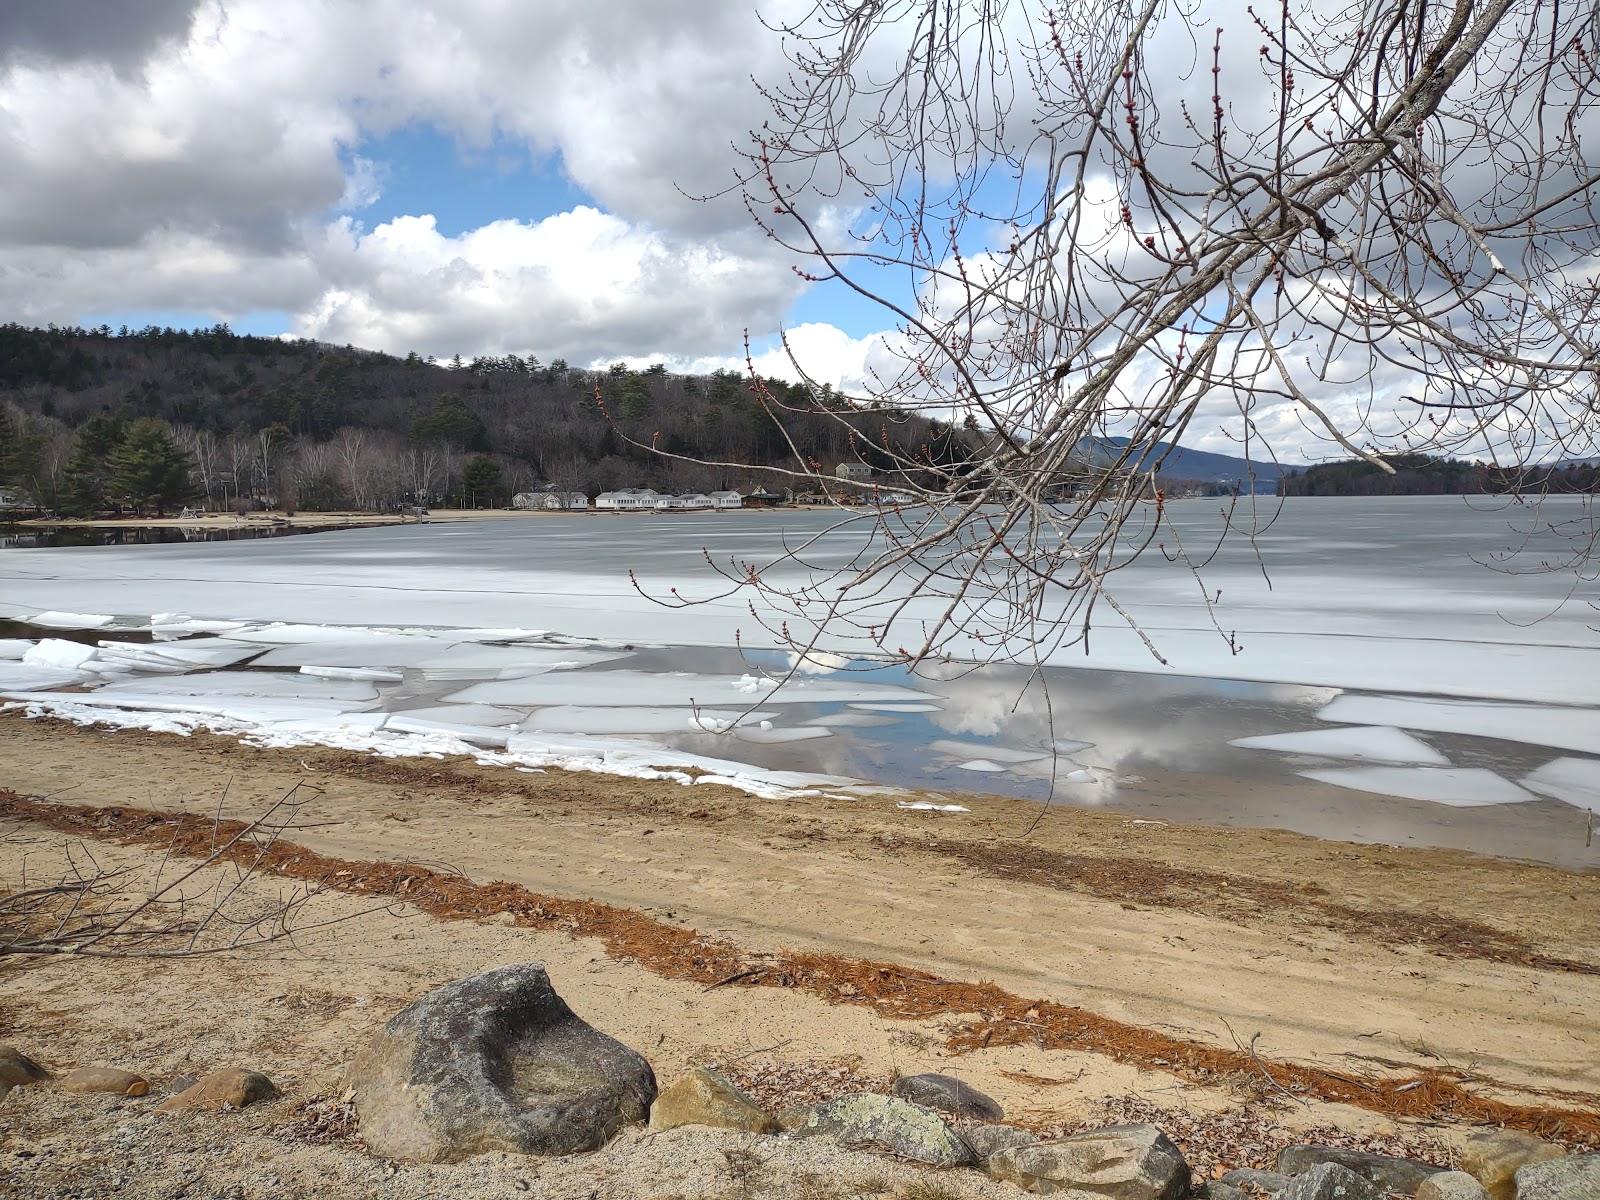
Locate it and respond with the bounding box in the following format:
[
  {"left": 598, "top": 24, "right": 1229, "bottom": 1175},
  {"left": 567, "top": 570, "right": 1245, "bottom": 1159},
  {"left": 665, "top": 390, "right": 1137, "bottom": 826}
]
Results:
[
  {"left": 836, "top": 462, "right": 873, "bottom": 483},
  {"left": 655, "top": 492, "right": 713, "bottom": 510},
  {"left": 513, "top": 491, "right": 588, "bottom": 511},
  {"left": 595, "top": 488, "right": 661, "bottom": 510},
  {"left": 710, "top": 490, "right": 743, "bottom": 509}
]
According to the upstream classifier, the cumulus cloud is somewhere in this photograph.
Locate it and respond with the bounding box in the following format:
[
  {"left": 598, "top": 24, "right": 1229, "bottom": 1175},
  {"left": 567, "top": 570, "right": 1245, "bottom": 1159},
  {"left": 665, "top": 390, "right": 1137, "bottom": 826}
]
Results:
[
  {"left": 0, "top": 1, "right": 201, "bottom": 70},
  {"left": 293, "top": 209, "right": 802, "bottom": 362}
]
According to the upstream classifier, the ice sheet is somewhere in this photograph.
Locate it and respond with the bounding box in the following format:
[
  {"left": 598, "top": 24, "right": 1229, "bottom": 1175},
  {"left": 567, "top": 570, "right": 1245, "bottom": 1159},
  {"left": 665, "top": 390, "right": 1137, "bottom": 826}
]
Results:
[
  {"left": 929, "top": 739, "right": 1051, "bottom": 764},
  {"left": 1318, "top": 695, "right": 1600, "bottom": 754},
  {"left": 0, "top": 665, "right": 92, "bottom": 691},
  {"left": 956, "top": 759, "right": 1007, "bottom": 773},
  {"left": 847, "top": 702, "right": 943, "bottom": 713},
  {"left": 1231, "top": 725, "right": 1449, "bottom": 765},
  {"left": 22, "top": 639, "right": 96, "bottom": 670},
  {"left": 1520, "top": 757, "right": 1600, "bottom": 813},
  {"left": 733, "top": 726, "right": 834, "bottom": 743},
  {"left": 520, "top": 706, "right": 778, "bottom": 734},
  {"left": 1298, "top": 766, "right": 1537, "bottom": 807},
  {"left": 394, "top": 703, "right": 529, "bottom": 727},
  {"left": 450, "top": 670, "right": 930, "bottom": 708},
  {"left": 93, "top": 671, "right": 379, "bottom": 702},
  {"left": 0, "top": 640, "right": 30, "bottom": 660},
  {"left": 300, "top": 665, "right": 404, "bottom": 682},
  {"left": 26, "top": 611, "right": 114, "bottom": 629}
]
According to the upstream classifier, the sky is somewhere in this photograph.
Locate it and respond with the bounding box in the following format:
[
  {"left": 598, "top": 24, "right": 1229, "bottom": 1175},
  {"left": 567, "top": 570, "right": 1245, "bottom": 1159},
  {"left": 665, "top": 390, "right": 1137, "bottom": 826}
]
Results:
[{"left": 0, "top": 1, "right": 1592, "bottom": 468}]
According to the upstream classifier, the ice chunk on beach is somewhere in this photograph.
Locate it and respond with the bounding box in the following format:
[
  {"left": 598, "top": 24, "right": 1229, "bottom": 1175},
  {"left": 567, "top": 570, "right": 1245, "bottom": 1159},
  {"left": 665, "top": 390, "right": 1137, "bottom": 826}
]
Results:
[
  {"left": 1520, "top": 757, "right": 1600, "bottom": 813},
  {"left": 95, "top": 639, "right": 260, "bottom": 671},
  {"left": 384, "top": 715, "right": 512, "bottom": 748},
  {"left": 1299, "top": 765, "right": 1537, "bottom": 807},
  {"left": 1231, "top": 725, "right": 1449, "bottom": 765},
  {"left": 22, "top": 639, "right": 96, "bottom": 670},
  {"left": 520, "top": 706, "right": 778, "bottom": 734},
  {"left": 450, "top": 670, "right": 929, "bottom": 708},
  {"left": 393, "top": 703, "right": 528, "bottom": 728},
  {"left": 897, "top": 801, "right": 970, "bottom": 812},
  {"left": 1318, "top": 694, "right": 1600, "bottom": 754},
  {"left": 0, "top": 640, "right": 30, "bottom": 660},
  {"left": 26, "top": 611, "right": 114, "bottom": 630},
  {"left": 92, "top": 671, "right": 379, "bottom": 703},
  {"left": 0, "top": 665, "right": 93, "bottom": 691}
]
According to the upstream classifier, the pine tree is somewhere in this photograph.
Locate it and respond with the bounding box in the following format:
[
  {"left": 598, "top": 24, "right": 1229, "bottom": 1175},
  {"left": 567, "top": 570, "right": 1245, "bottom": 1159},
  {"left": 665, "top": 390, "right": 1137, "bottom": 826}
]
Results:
[
  {"left": 106, "top": 418, "right": 195, "bottom": 515},
  {"left": 459, "top": 455, "right": 505, "bottom": 507},
  {"left": 58, "top": 412, "right": 125, "bottom": 515}
]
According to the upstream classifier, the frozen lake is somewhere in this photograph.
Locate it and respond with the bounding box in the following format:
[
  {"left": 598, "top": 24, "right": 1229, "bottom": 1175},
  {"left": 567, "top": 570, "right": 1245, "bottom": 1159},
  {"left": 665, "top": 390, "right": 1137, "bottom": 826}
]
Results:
[{"left": 1, "top": 496, "right": 1597, "bottom": 867}]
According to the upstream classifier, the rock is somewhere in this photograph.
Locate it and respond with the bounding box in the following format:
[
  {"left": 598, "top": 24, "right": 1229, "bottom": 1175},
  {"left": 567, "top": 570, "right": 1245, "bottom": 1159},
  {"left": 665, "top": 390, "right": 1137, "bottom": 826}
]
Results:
[
  {"left": 156, "top": 1068, "right": 278, "bottom": 1113},
  {"left": 1415, "top": 1172, "right": 1489, "bottom": 1200},
  {"left": 799, "top": 1093, "right": 974, "bottom": 1167},
  {"left": 961, "top": 1123, "right": 1040, "bottom": 1161},
  {"left": 0, "top": 1045, "right": 51, "bottom": 1087},
  {"left": 60, "top": 1067, "right": 150, "bottom": 1098},
  {"left": 1279, "top": 1164, "right": 1384, "bottom": 1200},
  {"left": 1275, "top": 1145, "right": 1443, "bottom": 1195},
  {"left": 1220, "top": 1167, "right": 1295, "bottom": 1193},
  {"left": 986, "top": 1123, "right": 1189, "bottom": 1198},
  {"left": 891, "top": 1073, "right": 1004, "bottom": 1121},
  {"left": 1457, "top": 1129, "right": 1564, "bottom": 1200},
  {"left": 775, "top": 1105, "right": 813, "bottom": 1132},
  {"left": 648, "top": 1068, "right": 776, "bottom": 1134},
  {"left": 1514, "top": 1153, "right": 1600, "bottom": 1200},
  {"left": 1220, "top": 1167, "right": 1294, "bottom": 1193},
  {"left": 166, "top": 1074, "right": 198, "bottom": 1094},
  {"left": 348, "top": 963, "right": 656, "bottom": 1162},
  {"left": 1205, "top": 1187, "right": 1248, "bottom": 1200}
]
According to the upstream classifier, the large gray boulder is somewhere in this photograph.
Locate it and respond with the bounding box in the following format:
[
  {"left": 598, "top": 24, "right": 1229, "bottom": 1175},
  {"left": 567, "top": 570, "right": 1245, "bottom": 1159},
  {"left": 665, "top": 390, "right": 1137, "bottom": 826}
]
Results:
[
  {"left": 1415, "top": 1172, "right": 1490, "bottom": 1200},
  {"left": 1219, "top": 1167, "right": 1294, "bottom": 1193},
  {"left": 986, "top": 1123, "right": 1189, "bottom": 1198},
  {"left": 799, "top": 1093, "right": 974, "bottom": 1167},
  {"left": 1279, "top": 1164, "right": 1383, "bottom": 1200},
  {"left": 349, "top": 964, "right": 656, "bottom": 1162},
  {"left": 1515, "top": 1153, "right": 1600, "bottom": 1200},
  {"left": 892, "top": 1073, "right": 1004, "bottom": 1121},
  {"left": 1458, "top": 1129, "right": 1564, "bottom": 1200},
  {"left": 961, "top": 1122, "right": 1040, "bottom": 1162},
  {"left": 1275, "top": 1145, "right": 1443, "bottom": 1195}
]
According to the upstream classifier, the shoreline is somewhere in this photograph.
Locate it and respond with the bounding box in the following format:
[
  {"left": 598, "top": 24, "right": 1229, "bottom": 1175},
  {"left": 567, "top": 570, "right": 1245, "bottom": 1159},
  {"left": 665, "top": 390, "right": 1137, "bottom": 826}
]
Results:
[{"left": 3, "top": 505, "right": 817, "bottom": 532}]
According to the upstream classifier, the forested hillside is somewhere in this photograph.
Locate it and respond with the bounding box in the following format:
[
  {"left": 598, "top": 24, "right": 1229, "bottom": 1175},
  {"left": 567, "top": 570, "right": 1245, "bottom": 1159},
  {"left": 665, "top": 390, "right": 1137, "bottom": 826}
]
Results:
[
  {"left": 0, "top": 323, "right": 969, "bottom": 513},
  {"left": 1278, "top": 453, "right": 1599, "bottom": 497}
]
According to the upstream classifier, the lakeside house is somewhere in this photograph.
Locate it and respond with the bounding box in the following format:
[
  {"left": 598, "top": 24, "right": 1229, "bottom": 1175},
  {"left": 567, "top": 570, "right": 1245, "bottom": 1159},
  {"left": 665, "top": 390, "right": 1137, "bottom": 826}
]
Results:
[
  {"left": 836, "top": 462, "right": 873, "bottom": 483},
  {"left": 512, "top": 490, "right": 589, "bottom": 511},
  {"left": 595, "top": 488, "right": 661, "bottom": 510},
  {"left": 595, "top": 488, "right": 748, "bottom": 512}
]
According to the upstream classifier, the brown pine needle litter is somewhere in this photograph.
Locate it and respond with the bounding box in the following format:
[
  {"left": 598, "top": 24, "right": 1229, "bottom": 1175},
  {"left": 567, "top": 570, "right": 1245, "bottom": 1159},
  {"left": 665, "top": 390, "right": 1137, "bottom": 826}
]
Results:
[{"left": 5, "top": 788, "right": 1599, "bottom": 1144}]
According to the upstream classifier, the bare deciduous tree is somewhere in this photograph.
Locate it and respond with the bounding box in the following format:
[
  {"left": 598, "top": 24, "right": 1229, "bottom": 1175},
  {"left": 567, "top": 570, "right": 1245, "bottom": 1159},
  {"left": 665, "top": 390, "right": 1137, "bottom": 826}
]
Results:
[{"left": 622, "top": 0, "right": 1600, "bottom": 671}]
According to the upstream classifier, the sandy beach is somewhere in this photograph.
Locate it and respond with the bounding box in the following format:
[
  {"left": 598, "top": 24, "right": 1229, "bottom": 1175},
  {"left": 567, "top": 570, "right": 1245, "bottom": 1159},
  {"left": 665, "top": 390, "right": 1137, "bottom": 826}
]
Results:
[{"left": 2, "top": 712, "right": 1597, "bottom": 1195}]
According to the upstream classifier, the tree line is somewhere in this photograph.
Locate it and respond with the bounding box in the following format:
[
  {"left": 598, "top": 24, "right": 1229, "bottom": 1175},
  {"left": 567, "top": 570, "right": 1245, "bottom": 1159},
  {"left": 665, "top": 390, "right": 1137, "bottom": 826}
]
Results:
[
  {"left": 1277, "top": 454, "right": 1599, "bottom": 498},
  {"left": 0, "top": 323, "right": 968, "bottom": 515}
]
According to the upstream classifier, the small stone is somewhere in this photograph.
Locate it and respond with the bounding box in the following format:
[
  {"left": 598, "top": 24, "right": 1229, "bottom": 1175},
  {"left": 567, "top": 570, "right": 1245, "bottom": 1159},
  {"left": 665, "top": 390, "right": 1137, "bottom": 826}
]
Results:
[
  {"left": 987, "top": 1123, "right": 1189, "bottom": 1198},
  {"left": 800, "top": 1093, "right": 974, "bottom": 1167},
  {"left": 1415, "top": 1171, "right": 1490, "bottom": 1200},
  {"left": 648, "top": 1068, "right": 776, "bottom": 1134},
  {"left": 1275, "top": 1145, "right": 1443, "bottom": 1195},
  {"left": 1458, "top": 1129, "right": 1564, "bottom": 1200},
  {"left": 1206, "top": 1186, "right": 1248, "bottom": 1200},
  {"left": 891, "top": 1073, "right": 1003, "bottom": 1121},
  {"left": 156, "top": 1068, "right": 278, "bottom": 1113},
  {"left": 61, "top": 1068, "right": 150, "bottom": 1098},
  {"left": 1278, "top": 1164, "right": 1384, "bottom": 1200},
  {"left": 1220, "top": 1167, "right": 1294, "bottom": 1193},
  {"left": 1514, "top": 1152, "right": 1600, "bottom": 1200},
  {"left": 960, "top": 1123, "right": 1039, "bottom": 1162}
]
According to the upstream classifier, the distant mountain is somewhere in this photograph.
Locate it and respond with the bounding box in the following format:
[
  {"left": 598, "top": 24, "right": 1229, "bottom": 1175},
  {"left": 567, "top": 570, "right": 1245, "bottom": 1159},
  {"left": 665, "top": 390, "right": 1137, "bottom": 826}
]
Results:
[{"left": 1077, "top": 436, "right": 1288, "bottom": 486}]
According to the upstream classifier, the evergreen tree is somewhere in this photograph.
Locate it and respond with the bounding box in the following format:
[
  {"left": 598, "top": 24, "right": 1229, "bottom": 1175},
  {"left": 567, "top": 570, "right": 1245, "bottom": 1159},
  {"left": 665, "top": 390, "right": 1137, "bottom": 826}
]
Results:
[
  {"left": 0, "top": 405, "right": 15, "bottom": 489},
  {"left": 106, "top": 419, "right": 195, "bottom": 515},
  {"left": 459, "top": 455, "right": 505, "bottom": 507},
  {"left": 58, "top": 411, "right": 125, "bottom": 514}
]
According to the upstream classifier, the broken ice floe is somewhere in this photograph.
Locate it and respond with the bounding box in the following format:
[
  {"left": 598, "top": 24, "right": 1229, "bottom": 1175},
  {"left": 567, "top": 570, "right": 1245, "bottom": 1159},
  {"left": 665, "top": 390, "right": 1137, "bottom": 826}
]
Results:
[
  {"left": 1298, "top": 765, "right": 1537, "bottom": 807},
  {"left": 1520, "top": 757, "right": 1600, "bottom": 814},
  {"left": 1231, "top": 725, "right": 1449, "bottom": 765},
  {"left": 1319, "top": 694, "right": 1600, "bottom": 755}
]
